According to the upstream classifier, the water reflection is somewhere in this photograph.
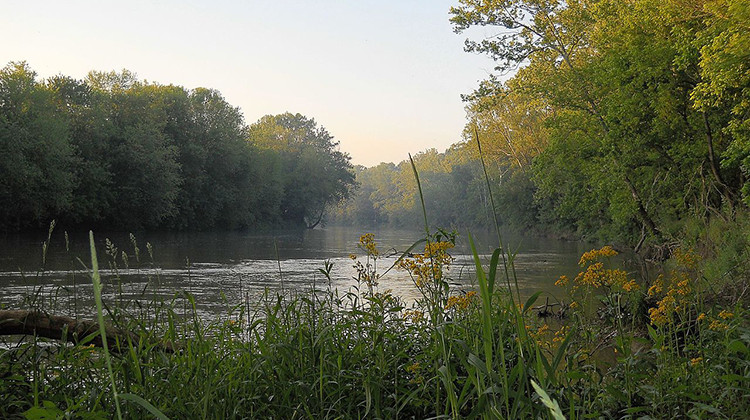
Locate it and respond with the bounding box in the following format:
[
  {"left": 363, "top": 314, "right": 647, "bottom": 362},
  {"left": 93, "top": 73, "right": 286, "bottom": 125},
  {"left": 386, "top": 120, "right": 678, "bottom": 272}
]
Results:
[{"left": 0, "top": 226, "right": 590, "bottom": 317}]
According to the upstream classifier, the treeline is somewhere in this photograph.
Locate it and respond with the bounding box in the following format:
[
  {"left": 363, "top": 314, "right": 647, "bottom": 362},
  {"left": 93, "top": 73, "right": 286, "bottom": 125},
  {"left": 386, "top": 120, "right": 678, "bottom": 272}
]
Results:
[
  {"left": 332, "top": 147, "right": 487, "bottom": 228},
  {"left": 331, "top": 146, "right": 537, "bottom": 231},
  {"left": 0, "top": 63, "right": 355, "bottom": 232},
  {"left": 336, "top": 0, "right": 749, "bottom": 252}
]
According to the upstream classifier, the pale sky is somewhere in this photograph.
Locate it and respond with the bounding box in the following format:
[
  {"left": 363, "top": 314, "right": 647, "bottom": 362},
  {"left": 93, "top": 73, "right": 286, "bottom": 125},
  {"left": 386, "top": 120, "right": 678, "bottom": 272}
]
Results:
[{"left": 1, "top": 0, "right": 497, "bottom": 167}]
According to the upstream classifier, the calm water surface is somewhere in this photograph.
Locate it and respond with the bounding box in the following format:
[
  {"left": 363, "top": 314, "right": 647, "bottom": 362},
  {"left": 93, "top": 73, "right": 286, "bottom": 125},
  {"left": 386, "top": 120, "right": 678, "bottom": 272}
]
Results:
[{"left": 0, "top": 226, "right": 590, "bottom": 317}]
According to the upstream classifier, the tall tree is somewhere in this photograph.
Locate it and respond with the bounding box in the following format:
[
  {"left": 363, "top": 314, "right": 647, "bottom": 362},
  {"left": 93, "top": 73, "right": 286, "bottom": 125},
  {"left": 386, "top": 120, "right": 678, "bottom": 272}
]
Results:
[
  {"left": 0, "top": 62, "right": 77, "bottom": 230},
  {"left": 85, "top": 71, "right": 182, "bottom": 229},
  {"left": 452, "top": 0, "right": 749, "bottom": 248},
  {"left": 248, "top": 113, "right": 355, "bottom": 228}
]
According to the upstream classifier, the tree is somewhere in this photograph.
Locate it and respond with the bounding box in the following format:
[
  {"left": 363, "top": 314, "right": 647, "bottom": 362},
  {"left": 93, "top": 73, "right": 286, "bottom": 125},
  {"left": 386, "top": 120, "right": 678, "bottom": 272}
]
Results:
[
  {"left": 84, "top": 71, "right": 182, "bottom": 229},
  {"left": 452, "top": 0, "right": 749, "bottom": 248},
  {"left": 248, "top": 113, "right": 355, "bottom": 228},
  {"left": 0, "top": 62, "right": 77, "bottom": 230},
  {"left": 46, "top": 74, "right": 114, "bottom": 225}
]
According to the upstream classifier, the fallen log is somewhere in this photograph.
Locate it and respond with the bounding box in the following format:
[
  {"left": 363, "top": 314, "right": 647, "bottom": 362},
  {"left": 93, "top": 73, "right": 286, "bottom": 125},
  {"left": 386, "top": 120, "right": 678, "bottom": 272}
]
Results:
[
  {"left": 532, "top": 297, "right": 568, "bottom": 319},
  {"left": 0, "top": 310, "right": 175, "bottom": 353}
]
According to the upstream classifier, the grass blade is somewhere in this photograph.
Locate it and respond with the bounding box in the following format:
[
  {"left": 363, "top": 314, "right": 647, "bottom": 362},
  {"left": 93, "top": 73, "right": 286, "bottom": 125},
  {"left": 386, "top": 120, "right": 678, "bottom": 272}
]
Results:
[
  {"left": 120, "top": 393, "right": 171, "bottom": 420},
  {"left": 89, "top": 231, "right": 123, "bottom": 420}
]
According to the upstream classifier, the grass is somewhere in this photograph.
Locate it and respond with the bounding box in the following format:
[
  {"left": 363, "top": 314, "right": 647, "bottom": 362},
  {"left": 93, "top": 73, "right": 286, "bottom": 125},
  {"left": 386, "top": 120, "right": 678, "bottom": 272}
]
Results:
[
  {"left": 1, "top": 155, "right": 748, "bottom": 418},
  {"left": 1, "top": 223, "right": 748, "bottom": 419}
]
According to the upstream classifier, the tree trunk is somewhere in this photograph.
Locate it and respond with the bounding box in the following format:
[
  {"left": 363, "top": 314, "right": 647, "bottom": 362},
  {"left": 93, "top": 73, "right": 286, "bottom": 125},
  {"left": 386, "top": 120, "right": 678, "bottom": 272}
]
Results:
[
  {"left": 0, "top": 310, "right": 175, "bottom": 353},
  {"left": 703, "top": 112, "right": 734, "bottom": 210},
  {"left": 624, "top": 173, "right": 659, "bottom": 238}
]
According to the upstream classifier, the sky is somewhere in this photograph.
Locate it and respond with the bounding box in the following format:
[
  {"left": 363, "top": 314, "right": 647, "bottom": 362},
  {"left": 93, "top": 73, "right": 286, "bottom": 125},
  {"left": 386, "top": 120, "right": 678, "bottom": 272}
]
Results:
[{"left": 1, "top": 0, "right": 498, "bottom": 167}]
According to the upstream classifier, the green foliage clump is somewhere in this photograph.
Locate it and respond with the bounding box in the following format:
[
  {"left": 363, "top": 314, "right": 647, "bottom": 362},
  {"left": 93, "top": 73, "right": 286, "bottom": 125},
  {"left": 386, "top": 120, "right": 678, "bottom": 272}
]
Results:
[
  {"left": 0, "top": 64, "right": 356, "bottom": 232},
  {"left": 447, "top": 0, "right": 750, "bottom": 248}
]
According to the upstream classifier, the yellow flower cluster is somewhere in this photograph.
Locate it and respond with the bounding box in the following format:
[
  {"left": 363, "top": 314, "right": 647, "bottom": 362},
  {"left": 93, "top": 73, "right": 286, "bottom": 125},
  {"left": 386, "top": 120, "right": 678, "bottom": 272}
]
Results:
[
  {"left": 528, "top": 324, "right": 551, "bottom": 346},
  {"left": 358, "top": 233, "right": 379, "bottom": 256},
  {"left": 445, "top": 291, "right": 478, "bottom": 311},
  {"left": 578, "top": 245, "right": 618, "bottom": 266},
  {"left": 406, "top": 361, "right": 424, "bottom": 384},
  {"left": 700, "top": 309, "right": 735, "bottom": 332},
  {"left": 559, "top": 246, "right": 640, "bottom": 315},
  {"left": 563, "top": 246, "right": 639, "bottom": 292},
  {"left": 718, "top": 310, "right": 734, "bottom": 319},
  {"left": 690, "top": 357, "right": 703, "bottom": 366},
  {"left": 404, "top": 309, "right": 425, "bottom": 323},
  {"left": 406, "top": 361, "right": 421, "bottom": 374},
  {"left": 573, "top": 262, "right": 635, "bottom": 291},
  {"left": 397, "top": 241, "right": 454, "bottom": 288},
  {"left": 709, "top": 319, "right": 729, "bottom": 331},
  {"left": 621, "top": 279, "right": 640, "bottom": 292},
  {"left": 647, "top": 271, "right": 693, "bottom": 327},
  {"left": 673, "top": 247, "right": 699, "bottom": 270},
  {"left": 553, "top": 326, "right": 569, "bottom": 344}
]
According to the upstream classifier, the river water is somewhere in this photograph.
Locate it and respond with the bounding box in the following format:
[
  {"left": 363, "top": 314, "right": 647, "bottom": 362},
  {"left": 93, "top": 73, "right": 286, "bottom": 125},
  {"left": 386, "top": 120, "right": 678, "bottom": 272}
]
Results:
[{"left": 0, "top": 226, "right": 590, "bottom": 318}]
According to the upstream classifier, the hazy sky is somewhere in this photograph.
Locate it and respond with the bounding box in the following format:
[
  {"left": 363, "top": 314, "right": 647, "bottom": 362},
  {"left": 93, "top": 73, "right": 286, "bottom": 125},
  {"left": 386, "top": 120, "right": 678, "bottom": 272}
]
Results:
[{"left": 1, "top": 0, "right": 497, "bottom": 167}]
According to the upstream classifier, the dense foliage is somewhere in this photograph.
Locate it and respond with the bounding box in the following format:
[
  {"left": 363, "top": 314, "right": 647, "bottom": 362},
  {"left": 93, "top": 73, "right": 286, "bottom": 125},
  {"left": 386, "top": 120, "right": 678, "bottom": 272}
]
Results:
[
  {"left": 0, "top": 63, "right": 355, "bottom": 231},
  {"left": 458, "top": 0, "right": 750, "bottom": 247},
  {"left": 335, "top": 0, "right": 750, "bottom": 253}
]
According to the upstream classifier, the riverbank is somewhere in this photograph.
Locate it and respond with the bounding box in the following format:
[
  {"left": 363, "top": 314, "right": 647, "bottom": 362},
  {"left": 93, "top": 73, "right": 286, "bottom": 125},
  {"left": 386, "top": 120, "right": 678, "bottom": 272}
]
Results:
[{"left": 1, "top": 229, "right": 747, "bottom": 419}]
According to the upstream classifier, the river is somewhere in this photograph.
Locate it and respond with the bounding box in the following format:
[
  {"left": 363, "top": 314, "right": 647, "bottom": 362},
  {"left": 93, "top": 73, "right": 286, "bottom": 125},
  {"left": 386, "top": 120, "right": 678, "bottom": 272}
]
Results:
[{"left": 0, "top": 226, "right": 590, "bottom": 318}]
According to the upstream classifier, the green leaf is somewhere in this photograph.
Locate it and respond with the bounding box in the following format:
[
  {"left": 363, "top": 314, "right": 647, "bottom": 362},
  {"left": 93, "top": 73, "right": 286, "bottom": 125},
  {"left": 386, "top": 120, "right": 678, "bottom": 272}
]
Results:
[
  {"left": 530, "top": 380, "right": 566, "bottom": 420},
  {"left": 120, "top": 393, "right": 171, "bottom": 420},
  {"left": 488, "top": 247, "right": 502, "bottom": 295},
  {"left": 523, "top": 291, "right": 543, "bottom": 315},
  {"left": 23, "top": 401, "right": 63, "bottom": 420},
  {"left": 727, "top": 339, "right": 749, "bottom": 354}
]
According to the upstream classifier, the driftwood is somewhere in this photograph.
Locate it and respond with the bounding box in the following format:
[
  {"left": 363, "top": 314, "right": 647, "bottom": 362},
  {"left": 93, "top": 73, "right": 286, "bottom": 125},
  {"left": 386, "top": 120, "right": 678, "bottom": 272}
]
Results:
[
  {"left": 532, "top": 297, "right": 568, "bottom": 319},
  {"left": 0, "top": 310, "right": 175, "bottom": 353}
]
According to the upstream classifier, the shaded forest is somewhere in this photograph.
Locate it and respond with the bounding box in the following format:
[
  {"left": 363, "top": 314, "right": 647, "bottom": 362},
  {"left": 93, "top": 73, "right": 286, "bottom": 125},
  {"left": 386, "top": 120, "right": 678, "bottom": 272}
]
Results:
[{"left": 0, "top": 64, "right": 355, "bottom": 232}]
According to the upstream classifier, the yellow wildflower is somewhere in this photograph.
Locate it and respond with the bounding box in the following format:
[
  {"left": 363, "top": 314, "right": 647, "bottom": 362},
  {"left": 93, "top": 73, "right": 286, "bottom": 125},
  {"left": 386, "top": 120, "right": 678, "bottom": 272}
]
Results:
[
  {"left": 697, "top": 312, "right": 706, "bottom": 322},
  {"left": 649, "top": 306, "right": 669, "bottom": 327},
  {"left": 648, "top": 275, "right": 664, "bottom": 297},
  {"left": 579, "top": 246, "right": 618, "bottom": 266},
  {"left": 690, "top": 357, "right": 703, "bottom": 366},
  {"left": 404, "top": 309, "right": 425, "bottom": 323},
  {"left": 553, "top": 326, "right": 569, "bottom": 343},
  {"left": 445, "top": 291, "right": 477, "bottom": 311},
  {"left": 555, "top": 275, "right": 569, "bottom": 287},
  {"left": 397, "top": 241, "right": 454, "bottom": 288},
  {"left": 718, "top": 310, "right": 734, "bottom": 320},
  {"left": 709, "top": 319, "right": 729, "bottom": 331},
  {"left": 406, "top": 362, "right": 421, "bottom": 374},
  {"left": 622, "top": 279, "right": 640, "bottom": 292},
  {"left": 358, "top": 233, "right": 379, "bottom": 256},
  {"left": 673, "top": 248, "right": 699, "bottom": 270}
]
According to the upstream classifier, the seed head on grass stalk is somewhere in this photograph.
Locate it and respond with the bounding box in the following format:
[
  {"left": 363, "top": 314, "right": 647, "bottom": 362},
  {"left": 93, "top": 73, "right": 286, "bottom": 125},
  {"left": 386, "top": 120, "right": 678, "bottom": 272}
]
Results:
[{"left": 88, "top": 231, "right": 123, "bottom": 420}]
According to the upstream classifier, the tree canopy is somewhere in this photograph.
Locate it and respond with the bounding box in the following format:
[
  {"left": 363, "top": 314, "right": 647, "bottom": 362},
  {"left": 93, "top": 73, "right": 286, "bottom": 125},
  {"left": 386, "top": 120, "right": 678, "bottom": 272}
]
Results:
[
  {"left": 248, "top": 113, "right": 356, "bottom": 228},
  {"left": 0, "top": 63, "right": 355, "bottom": 232},
  {"left": 444, "top": 0, "right": 750, "bottom": 248}
]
